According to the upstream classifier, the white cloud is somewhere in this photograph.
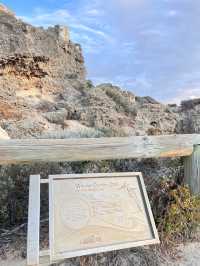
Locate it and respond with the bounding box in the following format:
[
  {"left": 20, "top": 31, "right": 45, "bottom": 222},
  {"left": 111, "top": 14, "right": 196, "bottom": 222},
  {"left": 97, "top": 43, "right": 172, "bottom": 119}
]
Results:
[
  {"left": 167, "top": 10, "right": 179, "bottom": 17},
  {"left": 166, "top": 87, "right": 200, "bottom": 104},
  {"left": 86, "top": 9, "right": 104, "bottom": 16},
  {"left": 140, "top": 29, "right": 166, "bottom": 37},
  {"left": 71, "top": 23, "right": 112, "bottom": 41},
  {"left": 91, "top": 76, "right": 112, "bottom": 85},
  {"left": 19, "top": 9, "right": 72, "bottom": 26},
  {"left": 19, "top": 7, "right": 113, "bottom": 54},
  {"left": 115, "top": 0, "right": 146, "bottom": 8}
]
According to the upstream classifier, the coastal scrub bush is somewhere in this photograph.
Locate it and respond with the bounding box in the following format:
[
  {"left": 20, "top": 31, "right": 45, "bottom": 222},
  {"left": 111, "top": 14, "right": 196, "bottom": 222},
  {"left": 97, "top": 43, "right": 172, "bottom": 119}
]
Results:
[
  {"left": 43, "top": 109, "right": 69, "bottom": 124},
  {"left": 100, "top": 85, "right": 137, "bottom": 116},
  {"left": 151, "top": 180, "right": 200, "bottom": 245},
  {"left": 40, "top": 127, "right": 105, "bottom": 139},
  {"left": 85, "top": 80, "right": 93, "bottom": 89}
]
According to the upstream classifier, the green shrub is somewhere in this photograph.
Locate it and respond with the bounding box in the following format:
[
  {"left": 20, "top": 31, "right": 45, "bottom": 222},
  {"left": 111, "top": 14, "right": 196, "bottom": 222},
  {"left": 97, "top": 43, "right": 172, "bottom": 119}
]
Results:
[
  {"left": 151, "top": 180, "right": 200, "bottom": 245},
  {"left": 85, "top": 80, "right": 94, "bottom": 89}
]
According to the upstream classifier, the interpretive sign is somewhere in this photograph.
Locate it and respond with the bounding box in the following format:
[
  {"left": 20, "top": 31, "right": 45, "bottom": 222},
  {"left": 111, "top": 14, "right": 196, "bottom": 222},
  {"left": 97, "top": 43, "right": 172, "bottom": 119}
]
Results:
[{"left": 49, "top": 172, "right": 159, "bottom": 262}]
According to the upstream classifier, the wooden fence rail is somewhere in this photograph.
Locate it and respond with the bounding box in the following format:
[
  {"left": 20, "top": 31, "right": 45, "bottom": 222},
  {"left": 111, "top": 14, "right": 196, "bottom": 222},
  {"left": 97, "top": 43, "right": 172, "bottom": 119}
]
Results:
[
  {"left": 0, "top": 134, "right": 199, "bottom": 194},
  {"left": 0, "top": 134, "right": 200, "bottom": 164}
]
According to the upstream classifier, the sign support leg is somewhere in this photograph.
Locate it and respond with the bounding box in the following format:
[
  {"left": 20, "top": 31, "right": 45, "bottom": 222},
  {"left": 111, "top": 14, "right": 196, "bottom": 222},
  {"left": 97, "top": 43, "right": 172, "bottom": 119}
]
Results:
[{"left": 27, "top": 175, "right": 41, "bottom": 266}]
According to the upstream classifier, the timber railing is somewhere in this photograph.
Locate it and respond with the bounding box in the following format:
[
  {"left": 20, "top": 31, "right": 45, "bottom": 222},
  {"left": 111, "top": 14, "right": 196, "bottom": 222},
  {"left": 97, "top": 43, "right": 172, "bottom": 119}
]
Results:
[{"left": 0, "top": 134, "right": 199, "bottom": 194}]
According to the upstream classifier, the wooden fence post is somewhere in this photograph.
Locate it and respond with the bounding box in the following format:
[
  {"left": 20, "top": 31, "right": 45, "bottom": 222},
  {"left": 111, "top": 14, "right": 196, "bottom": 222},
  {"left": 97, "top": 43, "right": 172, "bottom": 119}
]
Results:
[{"left": 184, "top": 144, "right": 200, "bottom": 195}]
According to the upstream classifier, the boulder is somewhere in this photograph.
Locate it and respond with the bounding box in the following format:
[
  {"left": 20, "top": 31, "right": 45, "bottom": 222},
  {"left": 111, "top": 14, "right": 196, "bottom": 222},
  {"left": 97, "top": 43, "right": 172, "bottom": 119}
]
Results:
[{"left": 0, "top": 127, "right": 9, "bottom": 139}]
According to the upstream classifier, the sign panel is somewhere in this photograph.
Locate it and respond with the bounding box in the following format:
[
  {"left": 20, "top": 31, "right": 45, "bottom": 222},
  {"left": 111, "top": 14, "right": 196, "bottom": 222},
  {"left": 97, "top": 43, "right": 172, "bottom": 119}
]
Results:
[{"left": 49, "top": 172, "right": 159, "bottom": 262}]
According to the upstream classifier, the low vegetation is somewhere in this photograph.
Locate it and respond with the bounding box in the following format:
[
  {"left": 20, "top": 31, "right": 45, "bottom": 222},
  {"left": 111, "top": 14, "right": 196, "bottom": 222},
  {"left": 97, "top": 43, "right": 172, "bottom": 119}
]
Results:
[
  {"left": 40, "top": 127, "right": 105, "bottom": 139},
  {"left": 151, "top": 180, "right": 200, "bottom": 246},
  {"left": 0, "top": 160, "right": 199, "bottom": 265},
  {"left": 100, "top": 85, "right": 137, "bottom": 116}
]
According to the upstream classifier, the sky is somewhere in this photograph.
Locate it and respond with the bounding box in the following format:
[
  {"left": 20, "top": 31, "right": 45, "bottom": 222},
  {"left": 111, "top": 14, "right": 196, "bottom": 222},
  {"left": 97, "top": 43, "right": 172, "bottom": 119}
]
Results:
[{"left": 3, "top": 0, "right": 200, "bottom": 103}]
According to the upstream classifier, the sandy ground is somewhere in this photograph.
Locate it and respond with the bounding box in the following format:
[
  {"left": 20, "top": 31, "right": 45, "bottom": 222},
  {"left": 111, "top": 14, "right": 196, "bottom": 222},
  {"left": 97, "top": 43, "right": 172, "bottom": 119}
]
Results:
[
  {"left": 0, "top": 258, "right": 26, "bottom": 266},
  {"left": 162, "top": 242, "right": 200, "bottom": 266},
  {"left": 0, "top": 242, "right": 200, "bottom": 266}
]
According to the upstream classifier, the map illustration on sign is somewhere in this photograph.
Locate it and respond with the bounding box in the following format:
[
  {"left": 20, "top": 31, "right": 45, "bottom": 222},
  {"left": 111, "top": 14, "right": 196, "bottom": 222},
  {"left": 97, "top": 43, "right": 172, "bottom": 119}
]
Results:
[{"left": 49, "top": 173, "right": 159, "bottom": 262}]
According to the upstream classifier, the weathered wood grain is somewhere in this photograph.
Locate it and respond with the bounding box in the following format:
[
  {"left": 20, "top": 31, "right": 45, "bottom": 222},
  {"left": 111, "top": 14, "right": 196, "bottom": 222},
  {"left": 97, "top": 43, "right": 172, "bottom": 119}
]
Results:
[
  {"left": 184, "top": 145, "right": 200, "bottom": 194},
  {"left": 49, "top": 173, "right": 159, "bottom": 261},
  {"left": 27, "top": 175, "right": 40, "bottom": 266},
  {"left": 0, "top": 134, "right": 200, "bottom": 164}
]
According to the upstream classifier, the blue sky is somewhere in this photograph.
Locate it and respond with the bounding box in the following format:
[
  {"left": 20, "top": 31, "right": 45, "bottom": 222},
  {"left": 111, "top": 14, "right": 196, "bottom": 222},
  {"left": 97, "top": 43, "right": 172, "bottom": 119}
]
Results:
[{"left": 3, "top": 0, "right": 200, "bottom": 103}]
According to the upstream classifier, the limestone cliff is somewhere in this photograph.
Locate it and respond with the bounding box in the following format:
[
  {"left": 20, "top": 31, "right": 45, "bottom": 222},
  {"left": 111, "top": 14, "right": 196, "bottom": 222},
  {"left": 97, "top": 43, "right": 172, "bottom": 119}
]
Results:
[
  {"left": 0, "top": 5, "right": 86, "bottom": 137},
  {"left": 0, "top": 5, "right": 199, "bottom": 139}
]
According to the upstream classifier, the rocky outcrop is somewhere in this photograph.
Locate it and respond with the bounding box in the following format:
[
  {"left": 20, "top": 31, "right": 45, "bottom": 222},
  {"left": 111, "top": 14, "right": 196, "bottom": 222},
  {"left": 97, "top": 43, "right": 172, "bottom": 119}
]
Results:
[
  {"left": 0, "top": 5, "right": 196, "bottom": 140},
  {"left": 0, "top": 9, "right": 85, "bottom": 78},
  {"left": 0, "top": 7, "right": 87, "bottom": 138},
  {"left": 175, "top": 99, "right": 200, "bottom": 134}
]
